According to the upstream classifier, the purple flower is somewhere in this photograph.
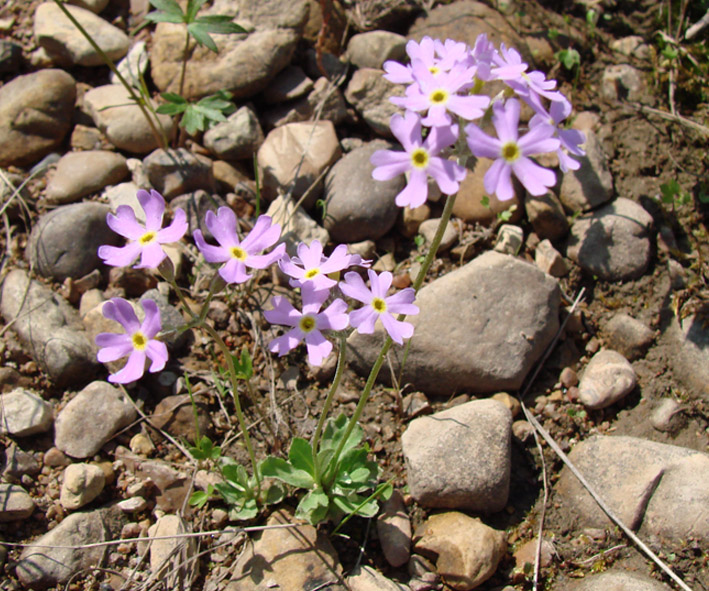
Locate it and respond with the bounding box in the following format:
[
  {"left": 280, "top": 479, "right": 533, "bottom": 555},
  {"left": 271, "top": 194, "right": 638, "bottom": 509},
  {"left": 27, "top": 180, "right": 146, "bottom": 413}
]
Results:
[
  {"left": 371, "top": 111, "right": 466, "bottom": 209},
  {"left": 98, "top": 189, "right": 188, "bottom": 269},
  {"left": 529, "top": 99, "right": 586, "bottom": 172},
  {"left": 95, "top": 298, "right": 168, "bottom": 384},
  {"left": 465, "top": 99, "right": 560, "bottom": 200},
  {"left": 193, "top": 208, "right": 285, "bottom": 284},
  {"left": 265, "top": 286, "right": 349, "bottom": 366},
  {"left": 279, "top": 240, "right": 369, "bottom": 291},
  {"left": 391, "top": 60, "right": 489, "bottom": 127},
  {"left": 340, "top": 270, "right": 419, "bottom": 345}
]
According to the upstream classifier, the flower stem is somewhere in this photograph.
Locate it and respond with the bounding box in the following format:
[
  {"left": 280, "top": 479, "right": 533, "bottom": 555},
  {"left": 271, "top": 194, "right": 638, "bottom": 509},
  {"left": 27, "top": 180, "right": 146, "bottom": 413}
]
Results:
[{"left": 331, "top": 191, "right": 459, "bottom": 468}]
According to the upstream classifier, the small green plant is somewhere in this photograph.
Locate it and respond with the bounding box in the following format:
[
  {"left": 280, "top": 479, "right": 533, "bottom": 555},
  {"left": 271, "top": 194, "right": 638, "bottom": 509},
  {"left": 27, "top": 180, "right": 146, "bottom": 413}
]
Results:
[
  {"left": 157, "top": 90, "right": 236, "bottom": 135},
  {"left": 556, "top": 47, "right": 581, "bottom": 72},
  {"left": 660, "top": 179, "right": 692, "bottom": 208},
  {"left": 260, "top": 414, "right": 389, "bottom": 524},
  {"left": 213, "top": 459, "right": 285, "bottom": 520}
]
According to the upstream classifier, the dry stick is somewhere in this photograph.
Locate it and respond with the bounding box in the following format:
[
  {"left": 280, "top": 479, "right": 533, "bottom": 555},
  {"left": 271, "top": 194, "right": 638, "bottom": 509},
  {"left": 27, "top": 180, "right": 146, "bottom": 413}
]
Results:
[
  {"left": 530, "top": 426, "right": 549, "bottom": 591},
  {"left": 623, "top": 102, "right": 709, "bottom": 137},
  {"left": 0, "top": 523, "right": 301, "bottom": 550},
  {"left": 685, "top": 8, "right": 709, "bottom": 39}
]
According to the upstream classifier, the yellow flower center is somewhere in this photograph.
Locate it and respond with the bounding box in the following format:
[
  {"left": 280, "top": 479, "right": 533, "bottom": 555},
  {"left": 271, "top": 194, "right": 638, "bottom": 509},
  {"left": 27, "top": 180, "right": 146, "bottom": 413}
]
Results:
[
  {"left": 429, "top": 66, "right": 440, "bottom": 75},
  {"left": 230, "top": 246, "right": 247, "bottom": 261},
  {"left": 371, "top": 297, "right": 387, "bottom": 313},
  {"left": 139, "top": 231, "right": 156, "bottom": 245},
  {"left": 411, "top": 148, "right": 429, "bottom": 169},
  {"left": 304, "top": 268, "right": 320, "bottom": 279},
  {"left": 299, "top": 315, "right": 316, "bottom": 333},
  {"left": 132, "top": 332, "right": 147, "bottom": 351},
  {"left": 501, "top": 141, "right": 521, "bottom": 163},
  {"left": 429, "top": 89, "right": 449, "bottom": 105}
]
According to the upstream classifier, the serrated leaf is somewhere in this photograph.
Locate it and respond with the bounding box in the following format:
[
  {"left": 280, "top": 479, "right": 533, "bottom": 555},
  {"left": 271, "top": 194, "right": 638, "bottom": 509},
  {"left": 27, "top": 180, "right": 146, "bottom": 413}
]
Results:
[
  {"left": 149, "top": 0, "right": 184, "bottom": 17},
  {"left": 144, "top": 11, "right": 185, "bottom": 24},
  {"left": 188, "top": 22, "right": 218, "bottom": 52},
  {"left": 296, "top": 489, "right": 329, "bottom": 525},
  {"left": 181, "top": 106, "right": 206, "bottom": 135},
  {"left": 185, "top": 0, "right": 209, "bottom": 22},
  {"left": 260, "top": 456, "right": 314, "bottom": 489},
  {"left": 195, "top": 15, "right": 247, "bottom": 34},
  {"left": 288, "top": 438, "right": 316, "bottom": 477}
]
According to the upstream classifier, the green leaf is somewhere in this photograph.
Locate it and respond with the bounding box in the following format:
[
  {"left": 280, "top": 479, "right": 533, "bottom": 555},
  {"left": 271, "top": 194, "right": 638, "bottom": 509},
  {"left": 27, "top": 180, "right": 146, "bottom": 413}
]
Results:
[
  {"left": 221, "top": 462, "right": 249, "bottom": 490},
  {"left": 660, "top": 179, "right": 680, "bottom": 204},
  {"left": 480, "top": 195, "right": 491, "bottom": 209},
  {"left": 188, "top": 22, "right": 218, "bottom": 52},
  {"left": 214, "top": 481, "right": 246, "bottom": 505},
  {"left": 296, "top": 489, "right": 330, "bottom": 524},
  {"left": 156, "top": 102, "right": 188, "bottom": 115},
  {"left": 230, "top": 497, "right": 259, "bottom": 520},
  {"left": 320, "top": 414, "right": 362, "bottom": 455},
  {"left": 332, "top": 493, "right": 379, "bottom": 518},
  {"left": 264, "top": 482, "right": 286, "bottom": 505},
  {"left": 149, "top": 0, "right": 184, "bottom": 17},
  {"left": 161, "top": 92, "right": 188, "bottom": 104},
  {"left": 260, "top": 456, "right": 315, "bottom": 489},
  {"left": 185, "top": 0, "right": 209, "bottom": 22},
  {"left": 189, "top": 490, "right": 210, "bottom": 508},
  {"left": 556, "top": 48, "right": 580, "bottom": 71},
  {"left": 288, "top": 438, "right": 316, "bottom": 477},
  {"left": 144, "top": 11, "right": 185, "bottom": 24},
  {"left": 195, "top": 15, "right": 247, "bottom": 34},
  {"left": 181, "top": 106, "right": 206, "bottom": 135}
]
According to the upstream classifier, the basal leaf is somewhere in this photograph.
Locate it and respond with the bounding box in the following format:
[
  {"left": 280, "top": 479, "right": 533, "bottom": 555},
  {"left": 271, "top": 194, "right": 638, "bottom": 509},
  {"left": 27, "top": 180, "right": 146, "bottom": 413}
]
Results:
[
  {"left": 260, "top": 456, "right": 314, "bottom": 489},
  {"left": 288, "top": 438, "right": 316, "bottom": 477}
]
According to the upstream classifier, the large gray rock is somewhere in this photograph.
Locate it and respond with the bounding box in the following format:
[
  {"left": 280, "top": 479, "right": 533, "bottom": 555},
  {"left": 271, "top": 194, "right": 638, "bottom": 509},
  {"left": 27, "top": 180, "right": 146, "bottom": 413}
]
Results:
[
  {"left": 28, "top": 202, "right": 120, "bottom": 281},
  {"left": 16, "top": 509, "right": 109, "bottom": 587},
  {"left": 402, "top": 399, "right": 512, "bottom": 512},
  {"left": 556, "top": 435, "right": 709, "bottom": 543},
  {"left": 54, "top": 381, "right": 137, "bottom": 458},
  {"left": 566, "top": 197, "right": 653, "bottom": 281},
  {"left": 323, "top": 141, "right": 402, "bottom": 242},
  {"left": 83, "top": 84, "right": 175, "bottom": 154},
  {"left": 348, "top": 251, "right": 561, "bottom": 395},
  {"left": 344, "top": 68, "right": 405, "bottom": 137},
  {"left": 0, "top": 69, "right": 75, "bottom": 167},
  {"left": 0, "top": 270, "right": 97, "bottom": 386},
  {"left": 34, "top": 2, "right": 129, "bottom": 66},
  {"left": 45, "top": 150, "right": 128, "bottom": 204},
  {"left": 150, "top": 0, "right": 308, "bottom": 100}
]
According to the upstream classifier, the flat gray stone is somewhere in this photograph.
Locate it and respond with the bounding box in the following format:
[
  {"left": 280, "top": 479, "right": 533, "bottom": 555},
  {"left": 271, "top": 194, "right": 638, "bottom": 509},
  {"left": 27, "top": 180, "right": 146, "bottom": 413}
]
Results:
[
  {"left": 45, "top": 150, "right": 128, "bottom": 204},
  {"left": 143, "top": 148, "right": 215, "bottom": 199},
  {"left": 34, "top": 2, "right": 129, "bottom": 66},
  {"left": 402, "top": 399, "right": 512, "bottom": 512},
  {"left": 344, "top": 68, "right": 405, "bottom": 137},
  {"left": 603, "top": 313, "right": 654, "bottom": 360},
  {"left": 0, "top": 69, "right": 75, "bottom": 167},
  {"left": 346, "top": 31, "right": 407, "bottom": 69},
  {"left": 0, "top": 483, "right": 35, "bottom": 522},
  {"left": 0, "top": 269, "right": 97, "bottom": 386},
  {"left": 348, "top": 251, "right": 560, "bottom": 395},
  {"left": 28, "top": 202, "right": 120, "bottom": 281},
  {"left": 323, "top": 141, "right": 401, "bottom": 242},
  {"left": 17, "top": 509, "right": 109, "bottom": 587},
  {"left": 567, "top": 197, "right": 653, "bottom": 281},
  {"left": 203, "top": 105, "right": 264, "bottom": 160},
  {"left": 0, "top": 389, "right": 53, "bottom": 437},
  {"left": 556, "top": 435, "right": 709, "bottom": 542},
  {"left": 54, "top": 381, "right": 137, "bottom": 458},
  {"left": 558, "top": 570, "right": 671, "bottom": 591},
  {"left": 577, "top": 349, "right": 636, "bottom": 409}
]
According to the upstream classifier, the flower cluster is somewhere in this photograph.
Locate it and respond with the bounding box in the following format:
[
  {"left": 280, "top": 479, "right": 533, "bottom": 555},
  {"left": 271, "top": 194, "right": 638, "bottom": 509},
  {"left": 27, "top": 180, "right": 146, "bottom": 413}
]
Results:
[
  {"left": 96, "top": 194, "right": 420, "bottom": 382},
  {"left": 373, "top": 35, "right": 585, "bottom": 206}
]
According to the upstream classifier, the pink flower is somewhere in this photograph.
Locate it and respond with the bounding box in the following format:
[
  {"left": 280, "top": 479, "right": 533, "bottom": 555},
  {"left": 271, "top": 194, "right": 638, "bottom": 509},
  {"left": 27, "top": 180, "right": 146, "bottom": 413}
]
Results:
[
  {"left": 465, "top": 99, "right": 560, "bottom": 200},
  {"left": 371, "top": 111, "right": 466, "bottom": 209},
  {"left": 98, "top": 189, "right": 187, "bottom": 269},
  {"left": 340, "top": 270, "right": 419, "bottom": 345},
  {"left": 264, "top": 286, "right": 349, "bottom": 366},
  {"left": 279, "top": 240, "right": 369, "bottom": 291},
  {"left": 95, "top": 298, "right": 168, "bottom": 384},
  {"left": 193, "top": 208, "right": 285, "bottom": 284},
  {"left": 529, "top": 99, "right": 586, "bottom": 172}
]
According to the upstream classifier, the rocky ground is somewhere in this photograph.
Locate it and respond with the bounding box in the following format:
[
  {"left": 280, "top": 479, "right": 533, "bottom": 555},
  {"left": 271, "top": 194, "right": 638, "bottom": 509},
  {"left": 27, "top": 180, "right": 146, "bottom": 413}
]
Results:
[{"left": 0, "top": 0, "right": 707, "bottom": 590}]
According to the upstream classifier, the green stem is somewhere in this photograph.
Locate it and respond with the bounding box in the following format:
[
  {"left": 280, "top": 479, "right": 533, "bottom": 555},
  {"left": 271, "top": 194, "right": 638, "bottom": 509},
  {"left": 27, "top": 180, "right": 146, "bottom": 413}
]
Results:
[
  {"left": 331, "top": 191, "right": 459, "bottom": 468},
  {"left": 178, "top": 28, "right": 190, "bottom": 100},
  {"left": 311, "top": 333, "right": 348, "bottom": 477},
  {"left": 52, "top": 0, "right": 167, "bottom": 150}
]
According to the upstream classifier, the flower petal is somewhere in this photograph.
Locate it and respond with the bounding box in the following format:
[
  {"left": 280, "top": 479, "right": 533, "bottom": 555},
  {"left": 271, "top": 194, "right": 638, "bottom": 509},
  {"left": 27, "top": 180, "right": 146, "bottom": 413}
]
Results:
[
  {"left": 138, "top": 189, "right": 166, "bottom": 231},
  {"left": 98, "top": 242, "right": 143, "bottom": 268},
  {"left": 140, "top": 298, "right": 162, "bottom": 338},
  {"left": 145, "top": 340, "right": 168, "bottom": 373},
  {"left": 108, "top": 349, "right": 147, "bottom": 384},
  {"left": 102, "top": 298, "right": 140, "bottom": 333},
  {"left": 107, "top": 206, "right": 145, "bottom": 240},
  {"left": 157, "top": 208, "right": 188, "bottom": 243}
]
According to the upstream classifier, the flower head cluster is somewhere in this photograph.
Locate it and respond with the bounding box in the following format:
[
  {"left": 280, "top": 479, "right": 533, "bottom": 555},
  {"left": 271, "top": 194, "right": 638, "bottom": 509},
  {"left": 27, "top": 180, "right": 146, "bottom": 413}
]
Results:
[
  {"left": 98, "top": 189, "right": 187, "bottom": 269},
  {"left": 96, "top": 298, "right": 168, "bottom": 384},
  {"left": 374, "top": 35, "right": 585, "bottom": 205}
]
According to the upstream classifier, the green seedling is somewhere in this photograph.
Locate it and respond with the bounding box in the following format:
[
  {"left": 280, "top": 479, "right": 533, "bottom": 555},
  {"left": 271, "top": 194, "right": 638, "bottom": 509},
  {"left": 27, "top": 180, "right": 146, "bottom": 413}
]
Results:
[
  {"left": 660, "top": 179, "right": 692, "bottom": 208},
  {"left": 212, "top": 459, "right": 285, "bottom": 520},
  {"left": 156, "top": 90, "right": 236, "bottom": 135}
]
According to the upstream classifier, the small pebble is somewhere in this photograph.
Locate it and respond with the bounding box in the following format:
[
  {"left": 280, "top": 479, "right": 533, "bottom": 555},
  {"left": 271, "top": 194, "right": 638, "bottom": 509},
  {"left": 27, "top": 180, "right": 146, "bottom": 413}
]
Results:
[
  {"left": 650, "top": 398, "right": 683, "bottom": 432},
  {"left": 559, "top": 367, "right": 579, "bottom": 388}
]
